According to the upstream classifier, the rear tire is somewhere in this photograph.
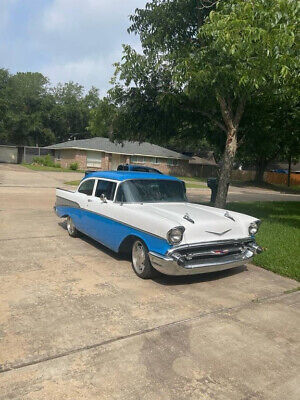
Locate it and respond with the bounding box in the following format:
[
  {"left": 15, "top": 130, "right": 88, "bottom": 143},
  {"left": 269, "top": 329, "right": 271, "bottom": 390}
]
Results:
[
  {"left": 66, "top": 216, "right": 78, "bottom": 237},
  {"left": 131, "top": 240, "right": 157, "bottom": 279}
]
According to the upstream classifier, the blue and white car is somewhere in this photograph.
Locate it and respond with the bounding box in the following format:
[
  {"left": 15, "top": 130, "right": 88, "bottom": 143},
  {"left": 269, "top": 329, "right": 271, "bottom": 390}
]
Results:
[{"left": 55, "top": 171, "right": 262, "bottom": 279}]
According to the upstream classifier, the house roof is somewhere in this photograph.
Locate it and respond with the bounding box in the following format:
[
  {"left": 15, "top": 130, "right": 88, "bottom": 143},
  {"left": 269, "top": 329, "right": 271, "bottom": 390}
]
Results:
[
  {"left": 189, "top": 151, "right": 217, "bottom": 166},
  {"left": 45, "top": 137, "right": 189, "bottom": 160},
  {"left": 83, "top": 171, "right": 181, "bottom": 182}
]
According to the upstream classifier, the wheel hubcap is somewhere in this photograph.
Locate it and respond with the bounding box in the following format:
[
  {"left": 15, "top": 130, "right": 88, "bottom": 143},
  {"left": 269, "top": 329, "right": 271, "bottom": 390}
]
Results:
[
  {"left": 132, "top": 241, "right": 146, "bottom": 273},
  {"left": 67, "top": 217, "right": 75, "bottom": 234}
]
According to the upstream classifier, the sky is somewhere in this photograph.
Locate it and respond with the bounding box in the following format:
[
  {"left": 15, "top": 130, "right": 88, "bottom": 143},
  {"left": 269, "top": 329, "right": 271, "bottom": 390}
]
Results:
[{"left": 0, "top": 0, "right": 147, "bottom": 94}]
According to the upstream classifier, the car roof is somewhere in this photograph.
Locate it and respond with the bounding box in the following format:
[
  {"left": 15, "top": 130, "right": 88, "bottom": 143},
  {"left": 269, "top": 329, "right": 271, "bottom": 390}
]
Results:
[{"left": 83, "top": 171, "right": 180, "bottom": 182}]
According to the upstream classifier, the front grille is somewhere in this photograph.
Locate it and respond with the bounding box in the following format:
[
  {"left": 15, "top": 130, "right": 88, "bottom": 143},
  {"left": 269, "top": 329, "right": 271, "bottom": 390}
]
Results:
[{"left": 170, "top": 239, "right": 254, "bottom": 266}]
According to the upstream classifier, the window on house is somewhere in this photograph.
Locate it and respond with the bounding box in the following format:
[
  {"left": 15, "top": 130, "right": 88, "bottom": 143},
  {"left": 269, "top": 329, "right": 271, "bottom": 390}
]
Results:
[
  {"left": 95, "top": 180, "right": 117, "bottom": 201},
  {"left": 87, "top": 151, "right": 102, "bottom": 168},
  {"left": 56, "top": 151, "right": 61, "bottom": 160},
  {"left": 167, "top": 159, "right": 179, "bottom": 166},
  {"left": 78, "top": 179, "right": 95, "bottom": 196},
  {"left": 131, "top": 155, "right": 145, "bottom": 164}
]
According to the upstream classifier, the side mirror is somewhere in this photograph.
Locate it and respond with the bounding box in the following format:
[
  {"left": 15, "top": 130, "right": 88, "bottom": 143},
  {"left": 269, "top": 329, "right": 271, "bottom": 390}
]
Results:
[{"left": 100, "top": 194, "right": 107, "bottom": 203}]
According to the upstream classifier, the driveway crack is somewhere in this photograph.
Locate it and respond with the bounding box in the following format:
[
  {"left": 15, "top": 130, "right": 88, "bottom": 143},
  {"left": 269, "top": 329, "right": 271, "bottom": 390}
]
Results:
[{"left": 0, "top": 290, "right": 298, "bottom": 375}]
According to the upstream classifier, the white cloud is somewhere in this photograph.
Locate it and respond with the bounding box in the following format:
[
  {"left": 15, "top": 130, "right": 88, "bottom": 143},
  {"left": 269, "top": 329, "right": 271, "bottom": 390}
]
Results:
[
  {"left": 0, "top": 0, "right": 16, "bottom": 29},
  {"left": 41, "top": 52, "right": 120, "bottom": 93},
  {"left": 1, "top": 0, "right": 146, "bottom": 92}
]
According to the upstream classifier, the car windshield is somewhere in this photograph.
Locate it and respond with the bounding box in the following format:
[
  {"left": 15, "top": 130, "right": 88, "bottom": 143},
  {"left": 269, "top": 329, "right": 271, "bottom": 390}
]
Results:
[{"left": 116, "top": 179, "right": 186, "bottom": 203}]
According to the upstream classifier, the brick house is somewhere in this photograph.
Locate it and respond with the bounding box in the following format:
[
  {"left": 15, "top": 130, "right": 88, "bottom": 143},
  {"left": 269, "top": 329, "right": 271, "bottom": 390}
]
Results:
[{"left": 45, "top": 137, "right": 190, "bottom": 175}]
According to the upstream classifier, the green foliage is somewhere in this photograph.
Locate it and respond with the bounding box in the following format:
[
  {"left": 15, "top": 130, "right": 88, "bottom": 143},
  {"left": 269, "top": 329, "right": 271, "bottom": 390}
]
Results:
[
  {"left": 0, "top": 69, "right": 100, "bottom": 146},
  {"left": 33, "top": 154, "right": 56, "bottom": 167},
  {"left": 89, "top": 98, "right": 117, "bottom": 138},
  {"left": 104, "top": 0, "right": 299, "bottom": 206},
  {"left": 69, "top": 162, "right": 79, "bottom": 171}
]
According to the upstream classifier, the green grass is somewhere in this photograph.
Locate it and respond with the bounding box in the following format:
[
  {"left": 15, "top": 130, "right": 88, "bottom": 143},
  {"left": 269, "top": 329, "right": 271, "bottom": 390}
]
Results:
[
  {"left": 232, "top": 180, "right": 300, "bottom": 194},
  {"left": 227, "top": 202, "right": 300, "bottom": 281},
  {"left": 185, "top": 183, "right": 207, "bottom": 189},
  {"left": 177, "top": 176, "right": 207, "bottom": 183},
  {"left": 176, "top": 176, "right": 207, "bottom": 189},
  {"left": 22, "top": 164, "right": 84, "bottom": 173},
  {"left": 64, "top": 180, "right": 81, "bottom": 186}
]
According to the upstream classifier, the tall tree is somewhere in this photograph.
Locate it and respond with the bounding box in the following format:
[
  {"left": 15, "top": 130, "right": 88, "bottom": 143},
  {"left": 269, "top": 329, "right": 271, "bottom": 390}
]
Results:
[{"left": 109, "top": 0, "right": 299, "bottom": 207}]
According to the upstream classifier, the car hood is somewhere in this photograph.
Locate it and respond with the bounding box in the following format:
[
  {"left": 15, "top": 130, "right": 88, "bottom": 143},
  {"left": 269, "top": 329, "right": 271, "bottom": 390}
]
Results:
[{"left": 141, "top": 202, "right": 255, "bottom": 244}]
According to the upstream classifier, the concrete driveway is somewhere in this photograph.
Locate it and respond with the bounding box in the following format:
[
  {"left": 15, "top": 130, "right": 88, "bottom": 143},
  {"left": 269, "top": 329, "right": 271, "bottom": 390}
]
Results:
[{"left": 0, "top": 164, "right": 299, "bottom": 400}]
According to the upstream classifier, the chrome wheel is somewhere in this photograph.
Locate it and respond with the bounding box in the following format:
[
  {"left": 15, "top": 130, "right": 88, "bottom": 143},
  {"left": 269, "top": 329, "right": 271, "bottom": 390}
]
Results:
[
  {"left": 67, "top": 216, "right": 76, "bottom": 237},
  {"left": 132, "top": 241, "right": 146, "bottom": 274}
]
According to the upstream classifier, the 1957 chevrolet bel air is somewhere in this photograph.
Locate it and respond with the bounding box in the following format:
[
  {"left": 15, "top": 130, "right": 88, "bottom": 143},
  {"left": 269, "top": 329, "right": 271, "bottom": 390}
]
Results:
[{"left": 54, "top": 171, "right": 262, "bottom": 279}]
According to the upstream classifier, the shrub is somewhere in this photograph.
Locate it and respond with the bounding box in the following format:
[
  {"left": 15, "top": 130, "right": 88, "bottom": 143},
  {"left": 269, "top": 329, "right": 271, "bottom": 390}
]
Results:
[
  {"left": 54, "top": 163, "right": 61, "bottom": 168},
  {"left": 32, "top": 154, "right": 55, "bottom": 167},
  {"left": 69, "top": 162, "right": 79, "bottom": 171}
]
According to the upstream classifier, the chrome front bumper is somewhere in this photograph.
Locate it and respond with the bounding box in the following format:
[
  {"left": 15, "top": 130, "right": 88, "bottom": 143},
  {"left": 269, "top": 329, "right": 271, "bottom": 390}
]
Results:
[{"left": 149, "top": 239, "right": 262, "bottom": 276}]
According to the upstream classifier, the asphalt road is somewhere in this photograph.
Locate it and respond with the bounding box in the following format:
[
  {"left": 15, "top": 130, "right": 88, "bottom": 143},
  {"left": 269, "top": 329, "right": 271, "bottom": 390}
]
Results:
[{"left": 0, "top": 164, "right": 299, "bottom": 400}]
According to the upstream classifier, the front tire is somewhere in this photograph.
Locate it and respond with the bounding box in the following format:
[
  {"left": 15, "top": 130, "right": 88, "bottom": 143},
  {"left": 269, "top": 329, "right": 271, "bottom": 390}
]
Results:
[
  {"left": 131, "top": 240, "right": 156, "bottom": 279},
  {"left": 66, "top": 216, "right": 78, "bottom": 237}
]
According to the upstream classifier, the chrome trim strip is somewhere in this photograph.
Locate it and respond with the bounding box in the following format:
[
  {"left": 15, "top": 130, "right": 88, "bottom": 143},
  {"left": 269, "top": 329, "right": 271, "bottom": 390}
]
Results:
[
  {"left": 167, "top": 237, "right": 253, "bottom": 255},
  {"left": 55, "top": 199, "right": 166, "bottom": 241}
]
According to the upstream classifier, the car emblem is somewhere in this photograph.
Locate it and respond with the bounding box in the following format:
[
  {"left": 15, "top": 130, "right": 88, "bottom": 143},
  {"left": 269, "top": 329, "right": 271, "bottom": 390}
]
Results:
[
  {"left": 205, "top": 229, "right": 232, "bottom": 236},
  {"left": 211, "top": 249, "right": 229, "bottom": 255},
  {"left": 183, "top": 213, "right": 194, "bottom": 224}
]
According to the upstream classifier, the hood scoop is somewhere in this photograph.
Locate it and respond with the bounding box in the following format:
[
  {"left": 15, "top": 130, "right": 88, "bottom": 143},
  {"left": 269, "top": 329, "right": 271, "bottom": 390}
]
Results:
[
  {"left": 183, "top": 213, "right": 195, "bottom": 224},
  {"left": 224, "top": 211, "right": 235, "bottom": 222}
]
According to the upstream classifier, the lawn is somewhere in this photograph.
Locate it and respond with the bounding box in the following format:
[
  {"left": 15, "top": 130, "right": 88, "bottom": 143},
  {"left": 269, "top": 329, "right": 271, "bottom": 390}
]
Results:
[
  {"left": 23, "top": 164, "right": 84, "bottom": 173},
  {"left": 65, "top": 180, "right": 81, "bottom": 186},
  {"left": 232, "top": 180, "right": 300, "bottom": 194},
  {"left": 176, "top": 176, "right": 207, "bottom": 189},
  {"left": 185, "top": 183, "right": 207, "bottom": 189},
  {"left": 227, "top": 202, "right": 300, "bottom": 281}
]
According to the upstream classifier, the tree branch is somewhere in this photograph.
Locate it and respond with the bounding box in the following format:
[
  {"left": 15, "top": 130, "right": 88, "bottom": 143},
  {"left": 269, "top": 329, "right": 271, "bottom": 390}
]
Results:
[
  {"left": 216, "top": 94, "right": 235, "bottom": 132},
  {"left": 199, "top": 111, "right": 227, "bottom": 133},
  {"left": 233, "top": 97, "right": 246, "bottom": 127}
]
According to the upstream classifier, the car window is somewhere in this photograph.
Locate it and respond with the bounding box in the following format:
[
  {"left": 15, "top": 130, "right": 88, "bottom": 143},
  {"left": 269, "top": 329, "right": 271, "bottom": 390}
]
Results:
[
  {"left": 116, "top": 179, "right": 186, "bottom": 203},
  {"left": 78, "top": 179, "right": 95, "bottom": 195},
  {"left": 95, "top": 179, "right": 117, "bottom": 201}
]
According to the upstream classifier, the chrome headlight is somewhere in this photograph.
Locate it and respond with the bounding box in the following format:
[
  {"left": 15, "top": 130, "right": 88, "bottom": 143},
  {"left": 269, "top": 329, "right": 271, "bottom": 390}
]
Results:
[
  {"left": 167, "top": 226, "right": 185, "bottom": 245},
  {"left": 249, "top": 221, "right": 260, "bottom": 236}
]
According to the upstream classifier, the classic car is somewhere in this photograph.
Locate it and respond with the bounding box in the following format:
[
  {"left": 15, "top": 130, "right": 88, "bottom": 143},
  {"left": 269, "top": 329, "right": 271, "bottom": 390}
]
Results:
[{"left": 54, "top": 171, "right": 262, "bottom": 279}]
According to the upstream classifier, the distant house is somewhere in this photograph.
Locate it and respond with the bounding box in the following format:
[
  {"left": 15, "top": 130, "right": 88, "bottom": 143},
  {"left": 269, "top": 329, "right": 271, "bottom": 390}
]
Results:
[
  {"left": 188, "top": 150, "right": 219, "bottom": 178},
  {"left": 45, "top": 137, "right": 190, "bottom": 174},
  {"left": 267, "top": 161, "right": 300, "bottom": 174}
]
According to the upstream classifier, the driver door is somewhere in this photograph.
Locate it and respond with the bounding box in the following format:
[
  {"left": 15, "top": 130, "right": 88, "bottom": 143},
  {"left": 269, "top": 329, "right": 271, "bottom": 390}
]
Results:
[{"left": 87, "top": 179, "right": 117, "bottom": 247}]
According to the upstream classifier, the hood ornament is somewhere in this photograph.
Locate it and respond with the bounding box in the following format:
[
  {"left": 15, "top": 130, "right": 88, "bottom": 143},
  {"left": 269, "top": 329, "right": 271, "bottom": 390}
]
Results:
[
  {"left": 183, "top": 213, "right": 194, "bottom": 224},
  {"left": 205, "top": 229, "right": 232, "bottom": 236},
  {"left": 224, "top": 211, "right": 235, "bottom": 222}
]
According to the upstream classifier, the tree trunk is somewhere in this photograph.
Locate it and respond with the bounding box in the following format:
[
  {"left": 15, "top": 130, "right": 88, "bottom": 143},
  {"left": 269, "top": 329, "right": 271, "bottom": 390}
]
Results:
[
  {"left": 215, "top": 128, "right": 237, "bottom": 208},
  {"left": 214, "top": 95, "right": 245, "bottom": 209},
  {"left": 255, "top": 156, "right": 268, "bottom": 184}
]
